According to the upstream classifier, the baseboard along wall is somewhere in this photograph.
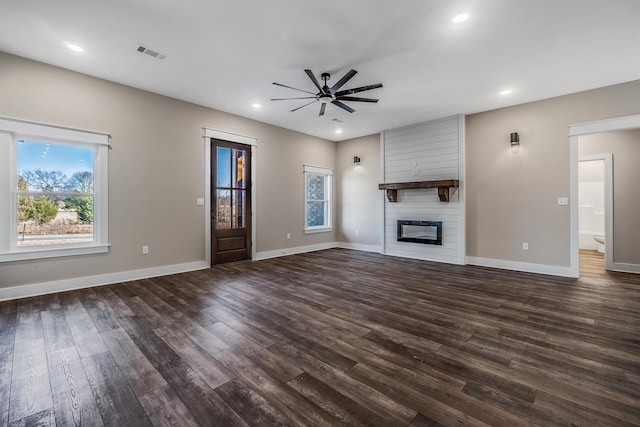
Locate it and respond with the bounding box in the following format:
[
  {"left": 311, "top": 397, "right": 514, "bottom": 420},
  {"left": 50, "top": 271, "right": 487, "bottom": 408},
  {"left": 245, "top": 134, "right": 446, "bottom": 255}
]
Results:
[{"left": 7, "top": 242, "right": 639, "bottom": 301}]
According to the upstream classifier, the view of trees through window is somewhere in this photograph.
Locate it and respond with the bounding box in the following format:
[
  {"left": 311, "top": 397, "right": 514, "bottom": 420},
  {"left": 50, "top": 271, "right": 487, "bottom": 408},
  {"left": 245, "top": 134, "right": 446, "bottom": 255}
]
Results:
[
  {"left": 306, "top": 174, "right": 327, "bottom": 227},
  {"left": 303, "top": 165, "right": 332, "bottom": 232},
  {"left": 16, "top": 140, "right": 94, "bottom": 246}
]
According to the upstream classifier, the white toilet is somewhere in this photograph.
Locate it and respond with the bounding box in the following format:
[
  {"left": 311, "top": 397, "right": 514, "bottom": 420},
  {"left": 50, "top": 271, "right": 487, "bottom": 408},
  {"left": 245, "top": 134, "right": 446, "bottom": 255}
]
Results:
[{"left": 593, "top": 234, "right": 605, "bottom": 253}]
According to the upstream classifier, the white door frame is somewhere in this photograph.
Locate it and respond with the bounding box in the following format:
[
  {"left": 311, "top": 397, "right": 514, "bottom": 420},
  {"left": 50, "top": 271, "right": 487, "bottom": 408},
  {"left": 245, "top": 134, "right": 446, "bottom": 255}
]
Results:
[
  {"left": 578, "top": 154, "right": 613, "bottom": 270},
  {"left": 569, "top": 114, "right": 640, "bottom": 277},
  {"left": 203, "top": 128, "right": 257, "bottom": 265}
]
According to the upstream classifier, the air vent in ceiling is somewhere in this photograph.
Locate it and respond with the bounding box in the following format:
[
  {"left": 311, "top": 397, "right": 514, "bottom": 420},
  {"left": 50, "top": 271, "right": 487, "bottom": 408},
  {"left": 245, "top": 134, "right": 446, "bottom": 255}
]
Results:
[{"left": 136, "top": 45, "right": 166, "bottom": 60}]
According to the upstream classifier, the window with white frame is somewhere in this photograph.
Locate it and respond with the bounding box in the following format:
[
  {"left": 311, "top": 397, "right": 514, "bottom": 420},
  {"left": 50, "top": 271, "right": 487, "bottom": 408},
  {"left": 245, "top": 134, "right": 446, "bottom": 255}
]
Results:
[
  {"left": 303, "top": 165, "right": 332, "bottom": 233},
  {"left": 0, "top": 117, "right": 109, "bottom": 262}
]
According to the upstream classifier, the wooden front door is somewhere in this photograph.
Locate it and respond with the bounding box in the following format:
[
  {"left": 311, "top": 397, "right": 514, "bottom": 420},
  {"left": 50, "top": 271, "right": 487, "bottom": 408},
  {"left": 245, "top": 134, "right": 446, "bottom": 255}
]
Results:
[{"left": 211, "top": 139, "right": 252, "bottom": 265}]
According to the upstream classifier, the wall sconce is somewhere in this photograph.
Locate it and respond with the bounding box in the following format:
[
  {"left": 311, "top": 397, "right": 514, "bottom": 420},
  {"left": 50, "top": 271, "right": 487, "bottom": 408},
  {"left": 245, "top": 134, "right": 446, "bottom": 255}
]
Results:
[
  {"left": 510, "top": 132, "right": 520, "bottom": 146},
  {"left": 353, "top": 156, "right": 361, "bottom": 165}
]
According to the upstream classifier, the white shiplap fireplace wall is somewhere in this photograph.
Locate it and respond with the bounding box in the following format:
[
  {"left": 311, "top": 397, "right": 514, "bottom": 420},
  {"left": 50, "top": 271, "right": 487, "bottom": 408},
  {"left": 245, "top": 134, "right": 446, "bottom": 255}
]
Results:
[{"left": 381, "top": 115, "right": 465, "bottom": 264}]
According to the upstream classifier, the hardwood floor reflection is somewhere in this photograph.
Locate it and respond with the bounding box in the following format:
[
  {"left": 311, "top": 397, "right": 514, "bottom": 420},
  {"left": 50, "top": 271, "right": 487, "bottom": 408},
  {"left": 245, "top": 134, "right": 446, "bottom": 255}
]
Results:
[{"left": 1, "top": 248, "right": 639, "bottom": 426}]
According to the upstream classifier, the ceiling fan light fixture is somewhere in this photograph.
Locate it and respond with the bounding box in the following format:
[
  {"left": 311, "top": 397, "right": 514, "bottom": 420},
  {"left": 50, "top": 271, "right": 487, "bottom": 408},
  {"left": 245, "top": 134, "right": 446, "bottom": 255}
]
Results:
[{"left": 271, "top": 69, "right": 382, "bottom": 117}]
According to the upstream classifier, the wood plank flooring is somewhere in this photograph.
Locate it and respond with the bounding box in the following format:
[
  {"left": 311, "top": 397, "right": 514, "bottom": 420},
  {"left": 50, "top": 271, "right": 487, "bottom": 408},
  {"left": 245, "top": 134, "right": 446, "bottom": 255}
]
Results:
[
  {"left": 1, "top": 248, "right": 639, "bottom": 426},
  {"left": 579, "top": 249, "right": 605, "bottom": 277}
]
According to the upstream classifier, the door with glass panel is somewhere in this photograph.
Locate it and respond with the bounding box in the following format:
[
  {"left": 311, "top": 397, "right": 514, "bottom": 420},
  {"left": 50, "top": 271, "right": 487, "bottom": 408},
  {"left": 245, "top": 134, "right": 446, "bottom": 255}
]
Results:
[{"left": 211, "top": 139, "right": 251, "bottom": 265}]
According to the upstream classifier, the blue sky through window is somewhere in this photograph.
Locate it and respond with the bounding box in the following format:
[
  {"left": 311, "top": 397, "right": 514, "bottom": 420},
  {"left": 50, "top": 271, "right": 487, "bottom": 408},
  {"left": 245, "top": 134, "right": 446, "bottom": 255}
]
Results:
[
  {"left": 17, "top": 140, "right": 93, "bottom": 178},
  {"left": 217, "top": 147, "right": 231, "bottom": 188}
]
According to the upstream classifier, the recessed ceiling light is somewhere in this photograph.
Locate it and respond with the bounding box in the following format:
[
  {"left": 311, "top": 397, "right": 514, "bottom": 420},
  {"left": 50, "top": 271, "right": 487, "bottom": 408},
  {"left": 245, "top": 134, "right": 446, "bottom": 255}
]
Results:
[
  {"left": 500, "top": 89, "right": 513, "bottom": 95},
  {"left": 252, "top": 103, "right": 261, "bottom": 108},
  {"left": 67, "top": 43, "right": 84, "bottom": 52},
  {"left": 335, "top": 129, "right": 343, "bottom": 134},
  {"left": 452, "top": 13, "right": 469, "bottom": 24}
]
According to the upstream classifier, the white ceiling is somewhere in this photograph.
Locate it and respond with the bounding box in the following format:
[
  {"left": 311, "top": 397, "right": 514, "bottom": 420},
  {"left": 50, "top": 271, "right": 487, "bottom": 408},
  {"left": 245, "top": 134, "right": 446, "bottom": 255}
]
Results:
[{"left": 1, "top": 1, "right": 639, "bottom": 141}]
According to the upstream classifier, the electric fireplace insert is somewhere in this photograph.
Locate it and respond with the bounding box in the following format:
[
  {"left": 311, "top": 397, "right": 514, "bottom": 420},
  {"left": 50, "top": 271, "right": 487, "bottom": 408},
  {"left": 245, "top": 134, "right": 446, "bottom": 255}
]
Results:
[{"left": 397, "top": 220, "right": 442, "bottom": 245}]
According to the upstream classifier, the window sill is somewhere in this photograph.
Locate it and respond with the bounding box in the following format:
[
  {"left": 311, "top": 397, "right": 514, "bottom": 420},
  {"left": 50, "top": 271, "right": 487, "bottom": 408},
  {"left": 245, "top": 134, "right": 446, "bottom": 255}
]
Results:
[
  {"left": 303, "top": 227, "right": 333, "bottom": 235},
  {"left": 0, "top": 244, "right": 110, "bottom": 263}
]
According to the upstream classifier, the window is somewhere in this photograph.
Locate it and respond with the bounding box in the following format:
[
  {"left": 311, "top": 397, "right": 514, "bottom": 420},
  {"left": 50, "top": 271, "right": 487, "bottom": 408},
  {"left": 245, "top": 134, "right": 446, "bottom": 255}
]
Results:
[
  {"left": 0, "top": 117, "right": 109, "bottom": 262},
  {"left": 304, "top": 165, "right": 332, "bottom": 233},
  {"left": 215, "top": 145, "right": 247, "bottom": 230}
]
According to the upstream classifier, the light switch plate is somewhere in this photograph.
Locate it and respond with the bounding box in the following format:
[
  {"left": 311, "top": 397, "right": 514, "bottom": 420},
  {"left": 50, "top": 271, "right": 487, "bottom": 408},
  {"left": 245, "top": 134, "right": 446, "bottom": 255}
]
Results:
[
  {"left": 557, "top": 197, "right": 569, "bottom": 206},
  {"left": 196, "top": 198, "right": 204, "bottom": 206}
]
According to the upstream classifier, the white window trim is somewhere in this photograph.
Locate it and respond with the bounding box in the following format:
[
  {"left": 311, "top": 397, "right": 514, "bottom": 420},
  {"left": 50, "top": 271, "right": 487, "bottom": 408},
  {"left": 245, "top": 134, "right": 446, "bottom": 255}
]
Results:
[
  {"left": 0, "top": 117, "right": 110, "bottom": 263},
  {"left": 303, "top": 164, "right": 333, "bottom": 234}
]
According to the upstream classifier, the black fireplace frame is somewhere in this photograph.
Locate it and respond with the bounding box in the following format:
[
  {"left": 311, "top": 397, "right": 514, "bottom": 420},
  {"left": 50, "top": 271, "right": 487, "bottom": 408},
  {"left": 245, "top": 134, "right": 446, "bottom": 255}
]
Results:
[{"left": 397, "top": 220, "right": 443, "bottom": 245}]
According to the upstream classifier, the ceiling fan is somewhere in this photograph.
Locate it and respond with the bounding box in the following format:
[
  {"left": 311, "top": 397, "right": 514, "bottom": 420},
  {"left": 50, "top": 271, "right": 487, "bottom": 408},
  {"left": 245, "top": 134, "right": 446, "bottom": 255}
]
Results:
[{"left": 271, "top": 69, "right": 382, "bottom": 116}]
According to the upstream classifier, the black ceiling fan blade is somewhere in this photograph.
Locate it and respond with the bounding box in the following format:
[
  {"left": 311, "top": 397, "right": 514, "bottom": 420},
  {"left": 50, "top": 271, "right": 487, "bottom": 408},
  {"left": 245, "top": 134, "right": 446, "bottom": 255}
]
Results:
[
  {"left": 272, "top": 82, "right": 316, "bottom": 95},
  {"left": 304, "top": 69, "right": 324, "bottom": 93},
  {"left": 336, "top": 96, "right": 379, "bottom": 103},
  {"left": 290, "top": 100, "right": 317, "bottom": 112},
  {"left": 319, "top": 103, "right": 326, "bottom": 116},
  {"left": 335, "top": 83, "right": 383, "bottom": 97},
  {"left": 271, "top": 96, "right": 317, "bottom": 101},
  {"left": 331, "top": 100, "right": 355, "bottom": 113},
  {"left": 330, "top": 69, "right": 357, "bottom": 94}
]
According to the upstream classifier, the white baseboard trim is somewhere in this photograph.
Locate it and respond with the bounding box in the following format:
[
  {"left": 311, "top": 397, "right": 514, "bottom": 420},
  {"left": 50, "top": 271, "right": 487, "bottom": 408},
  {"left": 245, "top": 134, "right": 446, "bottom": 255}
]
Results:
[
  {"left": 0, "top": 260, "right": 209, "bottom": 302},
  {"left": 8, "top": 247, "right": 588, "bottom": 302},
  {"left": 254, "top": 242, "right": 339, "bottom": 261},
  {"left": 611, "top": 262, "right": 640, "bottom": 274},
  {"left": 336, "top": 242, "right": 381, "bottom": 253},
  {"left": 383, "top": 251, "right": 464, "bottom": 266},
  {"left": 466, "top": 256, "right": 575, "bottom": 278},
  {"left": 1, "top": 243, "right": 375, "bottom": 302}
]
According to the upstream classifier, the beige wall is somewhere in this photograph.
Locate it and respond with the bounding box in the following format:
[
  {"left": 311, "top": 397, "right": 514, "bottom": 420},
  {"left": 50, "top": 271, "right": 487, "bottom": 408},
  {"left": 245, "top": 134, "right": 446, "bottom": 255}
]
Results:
[
  {"left": 579, "top": 129, "right": 640, "bottom": 264},
  {"left": 255, "top": 127, "right": 336, "bottom": 252},
  {"left": 2, "top": 51, "right": 639, "bottom": 289},
  {"left": 466, "top": 80, "right": 640, "bottom": 267},
  {"left": 335, "top": 134, "right": 381, "bottom": 247},
  {"left": 0, "top": 52, "right": 336, "bottom": 288}
]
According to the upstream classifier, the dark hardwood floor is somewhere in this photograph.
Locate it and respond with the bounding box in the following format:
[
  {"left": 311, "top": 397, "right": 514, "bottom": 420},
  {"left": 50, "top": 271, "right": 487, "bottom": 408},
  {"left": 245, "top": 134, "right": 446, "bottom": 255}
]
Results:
[{"left": 1, "top": 248, "right": 639, "bottom": 426}]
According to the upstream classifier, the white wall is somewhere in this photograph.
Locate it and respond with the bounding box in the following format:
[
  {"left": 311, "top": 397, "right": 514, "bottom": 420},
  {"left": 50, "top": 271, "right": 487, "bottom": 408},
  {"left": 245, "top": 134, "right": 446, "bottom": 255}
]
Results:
[
  {"left": 578, "top": 160, "right": 605, "bottom": 250},
  {"left": 381, "top": 116, "right": 464, "bottom": 264}
]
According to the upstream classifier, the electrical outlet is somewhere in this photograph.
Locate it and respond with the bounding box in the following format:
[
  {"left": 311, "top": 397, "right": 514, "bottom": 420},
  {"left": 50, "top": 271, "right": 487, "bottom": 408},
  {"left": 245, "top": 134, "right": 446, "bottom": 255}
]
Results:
[
  {"left": 286, "top": 233, "right": 291, "bottom": 240},
  {"left": 142, "top": 245, "right": 149, "bottom": 255},
  {"left": 522, "top": 242, "right": 529, "bottom": 251},
  {"left": 355, "top": 230, "right": 360, "bottom": 236}
]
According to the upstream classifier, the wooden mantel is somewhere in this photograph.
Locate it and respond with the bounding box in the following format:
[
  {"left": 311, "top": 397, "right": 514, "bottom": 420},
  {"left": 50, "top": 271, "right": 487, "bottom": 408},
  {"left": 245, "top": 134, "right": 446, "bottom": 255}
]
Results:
[{"left": 378, "top": 180, "right": 459, "bottom": 202}]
